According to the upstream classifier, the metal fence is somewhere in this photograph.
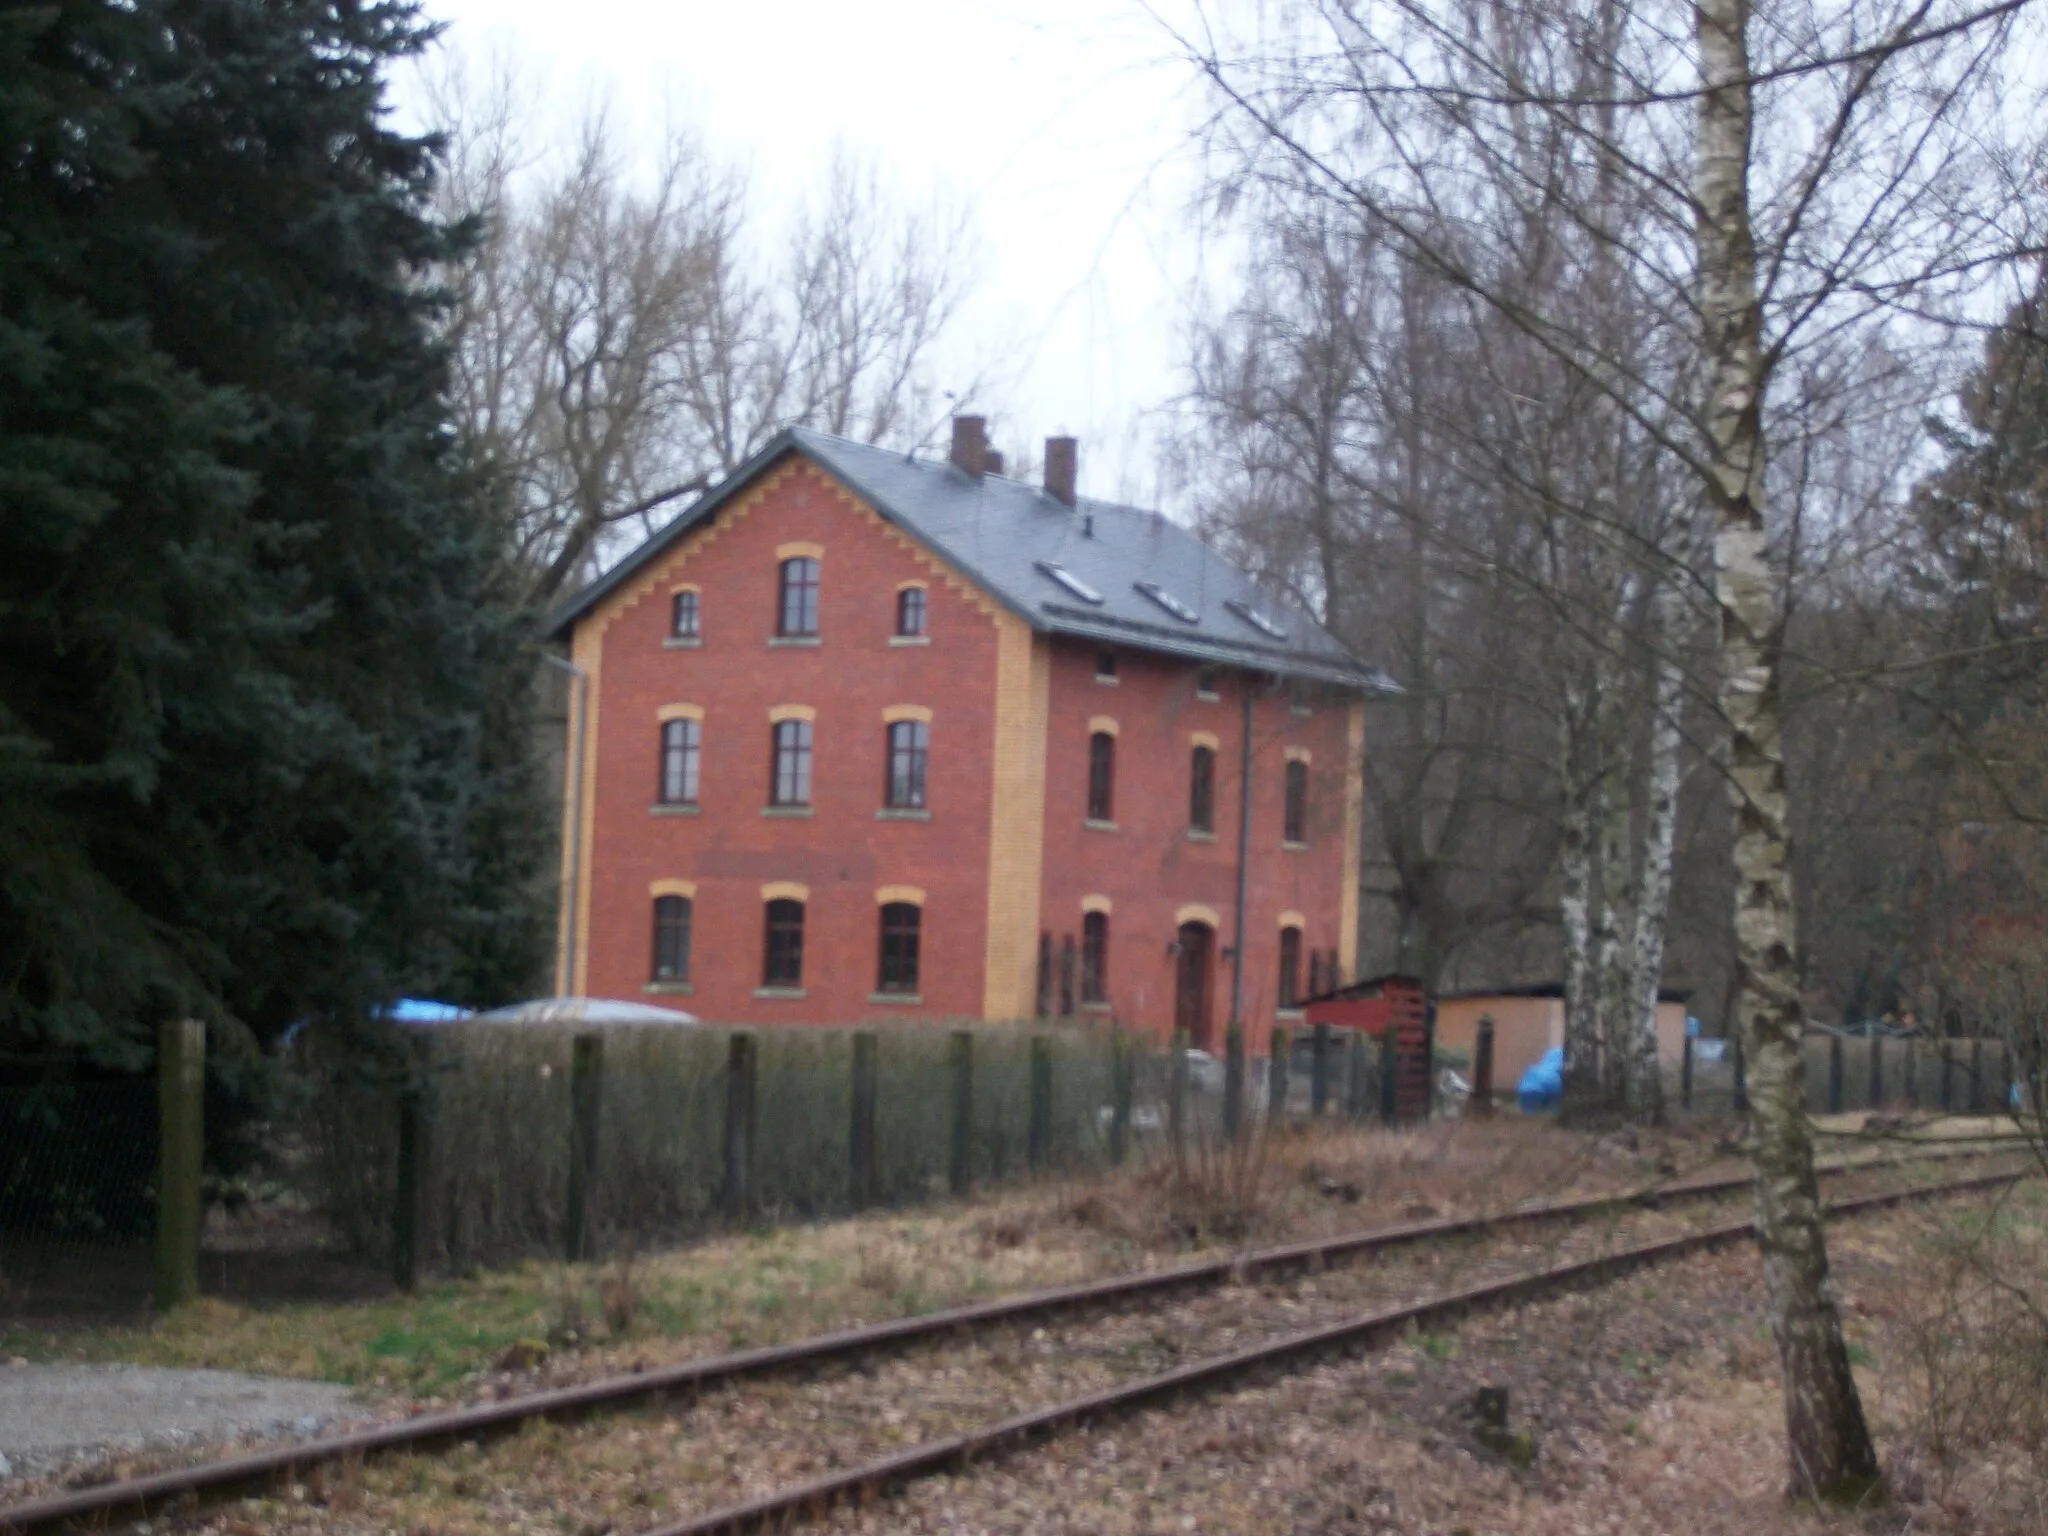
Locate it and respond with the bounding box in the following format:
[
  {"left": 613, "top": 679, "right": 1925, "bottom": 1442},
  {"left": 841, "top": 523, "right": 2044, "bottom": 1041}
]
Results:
[
  {"left": 4, "top": 1022, "right": 2027, "bottom": 1316},
  {"left": 0, "top": 1079, "right": 158, "bottom": 1318}
]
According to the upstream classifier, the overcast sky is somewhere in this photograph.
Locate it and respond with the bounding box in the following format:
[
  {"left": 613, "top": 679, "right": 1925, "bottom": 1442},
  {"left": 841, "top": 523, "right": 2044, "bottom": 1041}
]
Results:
[{"left": 408, "top": 0, "right": 1220, "bottom": 505}]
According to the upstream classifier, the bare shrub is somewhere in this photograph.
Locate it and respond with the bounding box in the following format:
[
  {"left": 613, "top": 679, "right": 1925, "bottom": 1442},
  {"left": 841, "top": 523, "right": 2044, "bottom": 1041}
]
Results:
[{"left": 1887, "top": 1191, "right": 2048, "bottom": 1496}]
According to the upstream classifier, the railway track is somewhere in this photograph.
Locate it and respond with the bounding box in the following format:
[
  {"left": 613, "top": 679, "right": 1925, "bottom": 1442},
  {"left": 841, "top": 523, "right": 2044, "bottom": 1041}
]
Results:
[
  {"left": 652, "top": 1162, "right": 2031, "bottom": 1536},
  {"left": 0, "top": 1145, "right": 2026, "bottom": 1535}
]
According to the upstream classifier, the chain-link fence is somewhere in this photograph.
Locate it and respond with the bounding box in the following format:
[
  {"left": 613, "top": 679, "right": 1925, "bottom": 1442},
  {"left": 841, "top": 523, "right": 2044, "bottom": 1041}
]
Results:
[
  {"left": 0, "top": 1079, "right": 158, "bottom": 1319},
  {"left": 5, "top": 1022, "right": 2026, "bottom": 1315},
  {"left": 306, "top": 1022, "right": 1128, "bottom": 1276}
]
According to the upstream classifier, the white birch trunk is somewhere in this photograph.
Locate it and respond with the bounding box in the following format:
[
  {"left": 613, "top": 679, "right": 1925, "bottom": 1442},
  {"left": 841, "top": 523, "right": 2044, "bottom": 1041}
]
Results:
[
  {"left": 1695, "top": 0, "right": 1881, "bottom": 1496},
  {"left": 1593, "top": 692, "right": 1636, "bottom": 1103},
  {"left": 1558, "top": 681, "right": 1603, "bottom": 1116},
  {"left": 1627, "top": 588, "right": 1683, "bottom": 1124}
]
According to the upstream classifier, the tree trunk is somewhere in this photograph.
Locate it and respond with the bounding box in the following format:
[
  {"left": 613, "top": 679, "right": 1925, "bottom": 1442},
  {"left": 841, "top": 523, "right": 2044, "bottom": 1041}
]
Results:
[
  {"left": 1593, "top": 679, "right": 1636, "bottom": 1103},
  {"left": 1695, "top": 0, "right": 1881, "bottom": 1499},
  {"left": 1627, "top": 587, "right": 1683, "bottom": 1125},
  {"left": 1558, "top": 680, "right": 1603, "bottom": 1116}
]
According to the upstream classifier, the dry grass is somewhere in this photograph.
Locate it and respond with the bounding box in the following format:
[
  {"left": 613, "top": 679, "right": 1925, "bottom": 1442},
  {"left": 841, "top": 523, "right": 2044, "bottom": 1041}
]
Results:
[
  {"left": 11, "top": 1117, "right": 1722, "bottom": 1399},
  {"left": 110, "top": 1132, "right": 1806, "bottom": 1534},
  {"left": 6, "top": 1131, "right": 2009, "bottom": 1533},
  {"left": 62, "top": 1148, "right": 2002, "bottom": 1536}
]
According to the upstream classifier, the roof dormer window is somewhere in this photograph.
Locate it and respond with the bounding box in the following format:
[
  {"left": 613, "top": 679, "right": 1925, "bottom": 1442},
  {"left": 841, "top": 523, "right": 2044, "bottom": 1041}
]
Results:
[
  {"left": 1134, "top": 580, "right": 1198, "bottom": 624},
  {"left": 1035, "top": 560, "right": 1104, "bottom": 605},
  {"left": 1224, "top": 597, "right": 1288, "bottom": 640}
]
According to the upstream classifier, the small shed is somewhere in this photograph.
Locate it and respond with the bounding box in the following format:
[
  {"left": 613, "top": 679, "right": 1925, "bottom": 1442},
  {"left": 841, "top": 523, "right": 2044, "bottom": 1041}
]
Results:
[
  {"left": 1434, "top": 984, "right": 1691, "bottom": 1099},
  {"left": 1303, "top": 974, "right": 1432, "bottom": 1119}
]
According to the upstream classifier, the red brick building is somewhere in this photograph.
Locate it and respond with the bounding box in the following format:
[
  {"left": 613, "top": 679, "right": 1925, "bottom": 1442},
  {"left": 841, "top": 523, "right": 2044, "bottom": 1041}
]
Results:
[{"left": 548, "top": 419, "right": 1388, "bottom": 1045}]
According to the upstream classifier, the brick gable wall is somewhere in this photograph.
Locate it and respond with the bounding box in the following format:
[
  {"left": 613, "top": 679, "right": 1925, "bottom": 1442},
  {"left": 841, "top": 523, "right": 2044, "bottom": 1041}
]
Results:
[{"left": 569, "top": 457, "right": 1004, "bottom": 1023}]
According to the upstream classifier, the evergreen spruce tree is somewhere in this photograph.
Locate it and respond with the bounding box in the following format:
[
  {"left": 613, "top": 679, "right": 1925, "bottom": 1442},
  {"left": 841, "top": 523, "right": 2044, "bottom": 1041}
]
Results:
[{"left": 0, "top": 0, "right": 549, "bottom": 1069}]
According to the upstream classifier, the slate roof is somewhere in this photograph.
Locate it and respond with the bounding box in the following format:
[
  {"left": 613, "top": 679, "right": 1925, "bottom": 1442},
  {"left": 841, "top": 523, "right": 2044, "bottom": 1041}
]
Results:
[{"left": 549, "top": 427, "right": 1395, "bottom": 692}]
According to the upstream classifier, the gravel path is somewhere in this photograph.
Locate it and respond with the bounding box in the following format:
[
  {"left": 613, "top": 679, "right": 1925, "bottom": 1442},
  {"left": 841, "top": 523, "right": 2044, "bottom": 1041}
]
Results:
[{"left": 0, "top": 1364, "right": 359, "bottom": 1480}]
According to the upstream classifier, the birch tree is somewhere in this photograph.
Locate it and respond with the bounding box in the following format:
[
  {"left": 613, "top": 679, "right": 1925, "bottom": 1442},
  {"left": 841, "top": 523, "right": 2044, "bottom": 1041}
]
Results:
[{"left": 1180, "top": 0, "right": 2045, "bottom": 1497}]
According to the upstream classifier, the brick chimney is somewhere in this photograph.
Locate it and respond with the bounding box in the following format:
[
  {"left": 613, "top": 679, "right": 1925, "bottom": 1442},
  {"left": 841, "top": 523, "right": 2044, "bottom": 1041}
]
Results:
[
  {"left": 1044, "top": 436, "right": 1077, "bottom": 506},
  {"left": 950, "top": 415, "right": 989, "bottom": 477}
]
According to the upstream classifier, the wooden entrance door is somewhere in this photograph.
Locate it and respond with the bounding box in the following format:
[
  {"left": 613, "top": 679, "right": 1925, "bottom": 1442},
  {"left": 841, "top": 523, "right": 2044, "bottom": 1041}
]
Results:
[{"left": 1174, "top": 922, "right": 1213, "bottom": 1050}]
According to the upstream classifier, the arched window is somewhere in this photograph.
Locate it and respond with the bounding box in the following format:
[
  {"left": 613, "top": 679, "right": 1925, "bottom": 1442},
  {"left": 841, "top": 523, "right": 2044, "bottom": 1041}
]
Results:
[
  {"left": 778, "top": 557, "right": 821, "bottom": 636},
  {"left": 763, "top": 898, "right": 804, "bottom": 986},
  {"left": 876, "top": 903, "right": 921, "bottom": 994},
  {"left": 770, "top": 719, "right": 813, "bottom": 806},
  {"left": 658, "top": 718, "right": 700, "bottom": 805},
  {"left": 1277, "top": 926, "right": 1303, "bottom": 1010},
  {"left": 1081, "top": 911, "right": 1109, "bottom": 1004},
  {"left": 885, "top": 720, "right": 929, "bottom": 809},
  {"left": 1284, "top": 759, "right": 1309, "bottom": 844},
  {"left": 670, "top": 590, "right": 699, "bottom": 639},
  {"left": 896, "top": 586, "right": 927, "bottom": 637},
  {"left": 652, "top": 896, "right": 692, "bottom": 983},
  {"left": 1189, "top": 745, "right": 1215, "bottom": 833},
  {"left": 1087, "top": 731, "right": 1115, "bottom": 822}
]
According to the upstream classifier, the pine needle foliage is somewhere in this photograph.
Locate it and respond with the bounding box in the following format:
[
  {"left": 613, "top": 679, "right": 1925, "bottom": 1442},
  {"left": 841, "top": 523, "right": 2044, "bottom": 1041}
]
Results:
[{"left": 0, "top": 0, "right": 550, "bottom": 1068}]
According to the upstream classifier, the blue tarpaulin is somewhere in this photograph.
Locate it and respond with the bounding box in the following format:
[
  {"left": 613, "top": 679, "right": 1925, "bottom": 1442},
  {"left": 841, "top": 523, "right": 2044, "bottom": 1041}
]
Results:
[
  {"left": 383, "top": 998, "right": 473, "bottom": 1025},
  {"left": 1518, "top": 1045, "right": 1565, "bottom": 1113}
]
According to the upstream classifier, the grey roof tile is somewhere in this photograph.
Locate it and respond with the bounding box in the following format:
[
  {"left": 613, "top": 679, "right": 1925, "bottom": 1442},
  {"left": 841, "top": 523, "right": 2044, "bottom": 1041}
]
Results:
[{"left": 550, "top": 427, "right": 1394, "bottom": 692}]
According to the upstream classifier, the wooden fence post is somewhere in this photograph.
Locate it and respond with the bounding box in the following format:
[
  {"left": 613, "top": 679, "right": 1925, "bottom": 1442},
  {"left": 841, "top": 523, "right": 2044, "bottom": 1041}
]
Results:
[
  {"left": 1108, "top": 1030, "right": 1133, "bottom": 1166},
  {"left": 1028, "top": 1034, "right": 1054, "bottom": 1174},
  {"left": 1827, "top": 1033, "right": 1844, "bottom": 1115},
  {"left": 1969, "top": 1039, "right": 1985, "bottom": 1115},
  {"left": 1378, "top": 1028, "right": 1399, "bottom": 1124},
  {"left": 1267, "top": 1026, "right": 1290, "bottom": 1127},
  {"left": 1869, "top": 1035, "right": 1884, "bottom": 1109},
  {"left": 1345, "top": 1031, "right": 1368, "bottom": 1120},
  {"left": 564, "top": 1032, "right": 604, "bottom": 1260},
  {"left": 2000, "top": 1041, "right": 2015, "bottom": 1120},
  {"left": 849, "top": 1031, "right": 878, "bottom": 1210},
  {"left": 155, "top": 1018, "right": 205, "bottom": 1311},
  {"left": 1733, "top": 1035, "right": 1748, "bottom": 1114},
  {"left": 1222, "top": 1023, "right": 1245, "bottom": 1143},
  {"left": 1310, "top": 1023, "right": 1333, "bottom": 1116},
  {"left": 1472, "top": 1015, "right": 1495, "bottom": 1119},
  {"left": 1940, "top": 1041, "right": 1954, "bottom": 1113},
  {"left": 721, "top": 1032, "right": 756, "bottom": 1223},
  {"left": 393, "top": 1079, "right": 425, "bottom": 1293},
  {"left": 1680, "top": 1034, "right": 1694, "bottom": 1113},
  {"left": 948, "top": 1030, "right": 973, "bottom": 1197},
  {"left": 1905, "top": 1037, "right": 1919, "bottom": 1110}
]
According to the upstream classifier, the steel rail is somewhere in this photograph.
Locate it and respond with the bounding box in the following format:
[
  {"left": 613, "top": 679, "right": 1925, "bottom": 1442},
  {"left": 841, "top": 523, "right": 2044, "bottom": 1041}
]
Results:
[
  {"left": 0, "top": 1144, "right": 2014, "bottom": 1535},
  {"left": 646, "top": 1165, "right": 2031, "bottom": 1536}
]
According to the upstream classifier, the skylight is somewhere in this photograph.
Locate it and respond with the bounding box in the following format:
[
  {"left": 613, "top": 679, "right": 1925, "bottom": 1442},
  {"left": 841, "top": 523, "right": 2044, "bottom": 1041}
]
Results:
[
  {"left": 1225, "top": 598, "right": 1289, "bottom": 640},
  {"left": 1134, "top": 580, "right": 1199, "bottom": 624},
  {"left": 1035, "top": 560, "right": 1104, "bottom": 604}
]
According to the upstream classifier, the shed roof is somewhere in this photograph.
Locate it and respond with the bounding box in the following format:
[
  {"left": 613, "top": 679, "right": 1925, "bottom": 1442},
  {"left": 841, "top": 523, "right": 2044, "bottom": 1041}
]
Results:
[
  {"left": 1436, "top": 983, "right": 1696, "bottom": 1005},
  {"left": 549, "top": 428, "right": 1395, "bottom": 692}
]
